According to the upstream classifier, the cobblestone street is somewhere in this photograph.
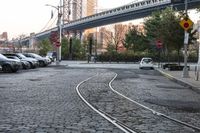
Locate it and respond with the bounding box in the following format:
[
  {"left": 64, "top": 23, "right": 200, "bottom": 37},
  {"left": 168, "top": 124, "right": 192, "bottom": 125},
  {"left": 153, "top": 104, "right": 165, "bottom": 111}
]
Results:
[
  {"left": 0, "top": 65, "right": 200, "bottom": 132},
  {"left": 0, "top": 67, "right": 119, "bottom": 133}
]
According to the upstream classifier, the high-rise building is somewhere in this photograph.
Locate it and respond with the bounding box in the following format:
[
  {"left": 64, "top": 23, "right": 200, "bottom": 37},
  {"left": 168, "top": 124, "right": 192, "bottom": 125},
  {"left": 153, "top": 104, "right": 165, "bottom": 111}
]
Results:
[
  {"left": 85, "top": 0, "right": 97, "bottom": 16},
  {"left": 63, "top": 0, "right": 97, "bottom": 23},
  {"left": 63, "top": 0, "right": 83, "bottom": 23},
  {"left": 63, "top": 0, "right": 71, "bottom": 23},
  {"left": 63, "top": 0, "right": 97, "bottom": 41}
]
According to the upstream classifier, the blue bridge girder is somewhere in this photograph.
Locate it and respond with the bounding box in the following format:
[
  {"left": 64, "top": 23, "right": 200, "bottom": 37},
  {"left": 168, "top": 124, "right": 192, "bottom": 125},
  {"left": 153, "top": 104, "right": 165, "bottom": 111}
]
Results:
[{"left": 24, "top": 0, "right": 200, "bottom": 43}]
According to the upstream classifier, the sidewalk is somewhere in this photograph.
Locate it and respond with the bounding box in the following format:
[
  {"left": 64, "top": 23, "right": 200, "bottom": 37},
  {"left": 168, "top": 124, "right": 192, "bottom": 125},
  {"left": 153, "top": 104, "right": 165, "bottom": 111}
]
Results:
[{"left": 157, "top": 68, "right": 200, "bottom": 93}]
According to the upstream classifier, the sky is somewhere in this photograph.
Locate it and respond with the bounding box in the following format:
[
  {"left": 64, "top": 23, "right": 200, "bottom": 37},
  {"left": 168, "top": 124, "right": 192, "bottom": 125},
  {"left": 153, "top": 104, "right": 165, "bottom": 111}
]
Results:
[{"left": 0, "top": 0, "right": 199, "bottom": 40}]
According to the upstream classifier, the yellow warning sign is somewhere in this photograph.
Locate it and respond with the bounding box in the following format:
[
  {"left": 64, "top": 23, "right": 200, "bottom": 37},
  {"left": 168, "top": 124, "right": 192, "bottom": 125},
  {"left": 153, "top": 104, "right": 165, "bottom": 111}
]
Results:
[{"left": 179, "top": 18, "right": 193, "bottom": 31}]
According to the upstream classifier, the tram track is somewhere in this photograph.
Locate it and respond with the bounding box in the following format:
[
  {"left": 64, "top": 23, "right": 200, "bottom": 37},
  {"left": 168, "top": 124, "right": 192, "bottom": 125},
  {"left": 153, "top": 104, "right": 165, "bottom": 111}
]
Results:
[
  {"left": 76, "top": 71, "right": 200, "bottom": 132},
  {"left": 76, "top": 74, "right": 137, "bottom": 133},
  {"left": 109, "top": 73, "right": 200, "bottom": 132}
]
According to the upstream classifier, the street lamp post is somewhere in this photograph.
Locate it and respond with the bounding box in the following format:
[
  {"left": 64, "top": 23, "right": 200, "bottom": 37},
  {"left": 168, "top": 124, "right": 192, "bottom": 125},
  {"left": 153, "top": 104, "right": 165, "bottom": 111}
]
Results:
[{"left": 46, "top": 3, "right": 62, "bottom": 65}]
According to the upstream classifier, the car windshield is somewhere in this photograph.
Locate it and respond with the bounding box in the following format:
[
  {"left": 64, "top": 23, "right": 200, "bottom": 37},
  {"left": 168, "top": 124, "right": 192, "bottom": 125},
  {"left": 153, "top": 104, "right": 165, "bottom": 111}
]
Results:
[
  {"left": 142, "top": 58, "right": 152, "bottom": 63},
  {"left": 17, "top": 53, "right": 27, "bottom": 59},
  {"left": 0, "top": 54, "right": 8, "bottom": 60},
  {"left": 47, "top": 52, "right": 53, "bottom": 56},
  {"left": 31, "top": 53, "right": 42, "bottom": 58},
  {"left": 8, "top": 56, "right": 20, "bottom": 61}
]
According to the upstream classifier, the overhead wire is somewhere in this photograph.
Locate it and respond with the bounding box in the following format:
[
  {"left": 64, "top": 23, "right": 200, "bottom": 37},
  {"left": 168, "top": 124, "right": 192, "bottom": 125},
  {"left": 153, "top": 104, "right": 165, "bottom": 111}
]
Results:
[
  {"left": 38, "top": 1, "right": 61, "bottom": 32},
  {"left": 46, "top": 17, "right": 57, "bottom": 30},
  {"left": 39, "top": 17, "right": 53, "bottom": 32},
  {"left": 39, "top": 0, "right": 137, "bottom": 33}
]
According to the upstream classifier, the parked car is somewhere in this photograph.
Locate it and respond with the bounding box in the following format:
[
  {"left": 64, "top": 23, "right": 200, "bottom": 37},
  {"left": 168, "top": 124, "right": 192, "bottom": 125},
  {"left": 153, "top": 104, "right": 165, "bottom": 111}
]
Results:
[
  {"left": 139, "top": 57, "right": 154, "bottom": 69},
  {"left": 6, "top": 56, "right": 31, "bottom": 69},
  {"left": 0, "top": 54, "right": 21, "bottom": 73},
  {"left": 23, "top": 53, "right": 48, "bottom": 67},
  {"left": 3, "top": 53, "right": 39, "bottom": 69},
  {"left": 46, "top": 51, "right": 57, "bottom": 62},
  {"left": 44, "top": 56, "right": 52, "bottom": 64}
]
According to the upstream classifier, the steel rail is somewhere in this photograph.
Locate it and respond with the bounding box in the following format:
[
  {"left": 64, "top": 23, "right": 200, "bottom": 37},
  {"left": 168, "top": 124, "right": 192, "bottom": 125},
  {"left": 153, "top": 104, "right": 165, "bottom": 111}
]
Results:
[
  {"left": 75, "top": 74, "right": 137, "bottom": 133},
  {"left": 109, "top": 73, "right": 200, "bottom": 132}
]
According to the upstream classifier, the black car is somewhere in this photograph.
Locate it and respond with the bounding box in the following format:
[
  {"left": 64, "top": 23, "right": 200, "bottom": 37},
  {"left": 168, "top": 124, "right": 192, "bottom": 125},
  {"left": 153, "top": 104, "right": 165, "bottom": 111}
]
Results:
[
  {"left": 3, "top": 53, "right": 39, "bottom": 69},
  {"left": 6, "top": 56, "right": 31, "bottom": 69},
  {"left": 23, "top": 53, "right": 48, "bottom": 67},
  {"left": 0, "top": 54, "right": 21, "bottom": 73}
]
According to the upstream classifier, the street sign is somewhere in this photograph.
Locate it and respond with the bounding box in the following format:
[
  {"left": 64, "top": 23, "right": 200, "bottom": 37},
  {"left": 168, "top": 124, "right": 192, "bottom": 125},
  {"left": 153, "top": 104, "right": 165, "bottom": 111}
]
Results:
[
  {"left": 156, "top": 40, "right": 163, "bottom": 49},
  {"left": 53, "top": 41, "right": 60, "bottom": 47},
  {"left": 50, "top": 31, "right": 60, "bottom": 47},
  {"left": 179, "top": 17, "right": 193, "bottom": 31},
  {"left": 55, "top": 41, "right": 61, "bottom": 47}
]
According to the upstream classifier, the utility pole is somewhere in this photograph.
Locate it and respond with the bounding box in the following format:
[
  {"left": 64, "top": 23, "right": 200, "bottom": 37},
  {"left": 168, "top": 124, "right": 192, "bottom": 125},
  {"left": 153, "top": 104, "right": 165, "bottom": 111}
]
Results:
[
  {"left": 58, "top": 0, "right": 62, "bottom": 63},
  {"left": 46, "top": 2, "right": 62, "bottom": 65}
]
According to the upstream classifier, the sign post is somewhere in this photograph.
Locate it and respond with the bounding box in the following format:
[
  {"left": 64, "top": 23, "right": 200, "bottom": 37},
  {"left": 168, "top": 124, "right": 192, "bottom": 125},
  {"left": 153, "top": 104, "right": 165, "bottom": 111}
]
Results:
[
  {"left": 196, "top": 23, "right": 200, "bottom": 80},
  {"left": 180, "top": 0, "right": 194, "bottom": 78},
  {"left": 156, "top": 40, "right": 163, "bottom": 68}
]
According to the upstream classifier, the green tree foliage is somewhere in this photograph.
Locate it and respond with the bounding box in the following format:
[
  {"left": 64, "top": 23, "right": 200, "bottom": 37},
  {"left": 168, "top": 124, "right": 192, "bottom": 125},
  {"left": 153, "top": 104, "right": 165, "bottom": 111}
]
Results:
[
  {"left": 144, "top": 8, "right": 186, "bottom": 62},
  {"left": 106, "top": 43, "right": 115, "bottom": 53},
  {"left": 124, "top": 25, "right": 150, "bottom": 53},
  {"left": 38, "top": 39, "right": 53, "bottom": 56},
  {"left": 72, "top": 38, "right": 85, "bottom": 60},
  {"left": 144, "top": 11, "right": 162, "bottom": 41},
  {"left": 161, "top": 8, "right": 184, "bottom": 63},
  {"left": 61, "top": 37, "right": 69, "bottom": 60}
]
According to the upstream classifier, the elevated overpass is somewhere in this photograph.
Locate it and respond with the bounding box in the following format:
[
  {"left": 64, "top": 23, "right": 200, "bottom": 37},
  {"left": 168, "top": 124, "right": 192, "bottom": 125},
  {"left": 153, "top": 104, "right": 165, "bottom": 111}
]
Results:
[{"left": 24, "top": 0, "right": 200, "bottom": 43}]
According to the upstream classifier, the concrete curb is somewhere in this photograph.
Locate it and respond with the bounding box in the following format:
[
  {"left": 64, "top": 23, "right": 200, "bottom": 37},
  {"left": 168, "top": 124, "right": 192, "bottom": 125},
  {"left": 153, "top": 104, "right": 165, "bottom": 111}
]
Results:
[{"left": 156, "top": 69, "right": 200, "bottom": 94}]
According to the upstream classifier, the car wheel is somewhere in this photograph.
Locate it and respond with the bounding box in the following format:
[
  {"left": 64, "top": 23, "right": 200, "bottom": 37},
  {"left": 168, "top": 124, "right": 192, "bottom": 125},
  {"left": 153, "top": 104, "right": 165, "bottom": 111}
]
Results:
[
  {"left": 29, "top": 62, "right": 36, "bottom": 69},
  {"left": 22, "top": 63, "right": 27, "bottom": 69},
  {"left": 11, "top": 68, "right": 18, "bottom": 73},
  {"left": 2, "top": 65, "right": 12, "bottom": 73},
  {"left": 39, "top": 61, "right": 45, "bottom": 67}
]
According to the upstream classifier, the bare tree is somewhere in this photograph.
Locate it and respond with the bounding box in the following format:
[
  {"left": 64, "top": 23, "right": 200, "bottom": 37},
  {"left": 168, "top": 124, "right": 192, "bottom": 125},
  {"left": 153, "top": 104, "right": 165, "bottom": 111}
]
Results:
[
  {"left": 15, "top": 34, "right": 26, "bottom": 53},
  {"left": 100, "top": 24, "right": 128, "bottom": 52}
]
